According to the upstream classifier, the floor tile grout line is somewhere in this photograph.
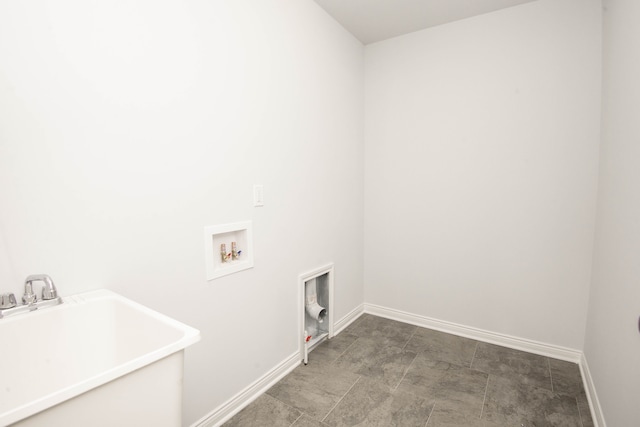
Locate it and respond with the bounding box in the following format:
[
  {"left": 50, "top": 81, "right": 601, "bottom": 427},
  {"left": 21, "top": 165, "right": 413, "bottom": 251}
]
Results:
[
  {"left": 320, "top": 375, "right": 361, "bottom": 423},
  {"left": 393, "top": 351, "right": 418, "bottom": 391},
  {"left": 401, "top": 326, "right": 419, "bottom": 351},
  {"left": 469, "top": 341, "right": 479, "bottom": 368},
  {"left": 547, "top": 357, "right": 554, "bottom": 392},
  {"left": 479, "top": 373, "right": 490, "bottom": 420},
  {"left": 330, "top": 336, "right": 361, "bottom": 366},
  {"left": 289, "top": 412, "right": 304, "bottom": 427},
  {"left": 266, "top": 393, "right": 309, "bottom": 421},
  {"left": 576, "top": 396, "right": 585, "bottom": 427},
  {"left": 424, "top": 401, "right": 436, "bottom": 427}
]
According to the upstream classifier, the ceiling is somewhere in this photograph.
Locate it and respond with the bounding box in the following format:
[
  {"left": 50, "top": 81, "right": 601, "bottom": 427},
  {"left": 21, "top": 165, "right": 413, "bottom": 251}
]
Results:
[{"left": 312, "top": 0, "right": 538, "bottom": 45}]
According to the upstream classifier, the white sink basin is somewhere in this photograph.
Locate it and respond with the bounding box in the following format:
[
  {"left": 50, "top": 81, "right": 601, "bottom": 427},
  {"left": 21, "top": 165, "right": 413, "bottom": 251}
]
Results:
[{"left": 0, "top": 289, "right": 200, "bottom": 426}]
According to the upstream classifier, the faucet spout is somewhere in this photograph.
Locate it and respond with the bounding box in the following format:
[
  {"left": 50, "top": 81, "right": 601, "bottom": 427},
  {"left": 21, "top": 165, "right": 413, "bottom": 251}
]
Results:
[{"left": 23, "top": 274, "right": 58, "bottom": 303}]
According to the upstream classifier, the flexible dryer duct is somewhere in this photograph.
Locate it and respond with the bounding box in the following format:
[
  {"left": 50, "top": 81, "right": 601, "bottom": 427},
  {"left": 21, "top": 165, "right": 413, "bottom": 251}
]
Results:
[{"left": 305, "top": 278, "right": 327, "bottom": 323}]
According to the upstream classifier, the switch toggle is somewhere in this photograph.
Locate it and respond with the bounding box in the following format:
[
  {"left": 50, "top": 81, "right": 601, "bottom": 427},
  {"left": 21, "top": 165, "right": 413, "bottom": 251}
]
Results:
[{"left": 253, "top": 185, "right": 264, "bottom": 207}]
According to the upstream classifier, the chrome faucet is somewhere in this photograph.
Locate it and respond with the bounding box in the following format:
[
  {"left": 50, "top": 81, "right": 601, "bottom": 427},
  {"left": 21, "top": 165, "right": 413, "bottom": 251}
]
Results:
[
  {"left": 0, "top": 274, "right": 62, "bottom": 319},
  {"left": 23, "top": 274, "right": 58, "bottom": 304}
]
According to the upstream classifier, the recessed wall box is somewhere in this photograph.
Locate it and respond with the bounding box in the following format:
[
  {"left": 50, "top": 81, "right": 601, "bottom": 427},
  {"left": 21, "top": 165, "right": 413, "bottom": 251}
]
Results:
[
  {"left": 300, "top": 264, "right": 334, "bottom": 365},
  {"left": 204, "top": 221, "right": 254, "bottom": 280}
]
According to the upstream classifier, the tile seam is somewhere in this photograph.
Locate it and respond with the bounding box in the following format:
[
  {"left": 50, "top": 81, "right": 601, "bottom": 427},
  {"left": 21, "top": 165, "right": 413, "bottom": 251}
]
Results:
[
  {"left": 479, "top": 374, "right": 490, "bottom": 420},
  {"left": 330, "top": 336, "right": 361, "bottom": 366},
  {"left": 424, "top": 401, "right": 436, "bottom": 427},
  {"left": 470, "top": 341, "right": 479, "bottom": 369},
  {"left": 265, "top": 393, "right": 306, "bottom": 419},
  {"left": 393, "top": 351, "right": 417, "bottom": 392},
  {"left": 289, "top": 412, "right": 304, "bottom": 427},
  {"left": 320, "top": 375, "right": 361, "bottom": 423},
  {"left": 401, "top": 326, "right": 419, "bottom": 351},
  {"left": 575, "top": 395, "right": 585, "bottom": 427}
]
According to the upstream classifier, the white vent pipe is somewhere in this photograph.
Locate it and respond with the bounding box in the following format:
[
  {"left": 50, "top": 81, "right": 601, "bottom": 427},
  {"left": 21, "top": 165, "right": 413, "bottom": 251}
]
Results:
[{"left": 305, "top": 278, "right": 326, "bottom": 323}]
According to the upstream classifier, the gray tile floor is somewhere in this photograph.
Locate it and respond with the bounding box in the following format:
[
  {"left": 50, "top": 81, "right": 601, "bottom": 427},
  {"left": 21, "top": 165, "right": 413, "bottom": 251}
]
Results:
[{"left": 224, "top": 314, "right": 594, "bottom": 427}]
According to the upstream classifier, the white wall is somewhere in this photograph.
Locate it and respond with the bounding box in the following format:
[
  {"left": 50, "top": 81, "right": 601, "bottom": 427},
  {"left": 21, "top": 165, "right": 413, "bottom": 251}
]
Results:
[
  {"left": 584, "top": 0, "right": 640, "bottom": 425},
  {"left": 0, "top": 229, "right": 16, "bottom": 289},
  {"left": 364, "top": 0, "right": 602, "bottom": 350},
  {"left": 0, "top": 1, "right": 364, "bottom": 424}
]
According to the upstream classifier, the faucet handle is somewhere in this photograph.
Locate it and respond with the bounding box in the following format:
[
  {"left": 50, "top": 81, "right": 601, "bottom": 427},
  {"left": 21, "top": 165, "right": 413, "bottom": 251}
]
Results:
[{"left": 0, "top": 293, "right": 17, "bottom": 309}]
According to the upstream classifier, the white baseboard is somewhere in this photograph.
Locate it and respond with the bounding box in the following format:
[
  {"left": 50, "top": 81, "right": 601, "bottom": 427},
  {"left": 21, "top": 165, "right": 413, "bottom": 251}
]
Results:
[
  {"left": 365, "top": 304, "right": 607, "bottom": 426},
  {"left": 333, "top": 303, "right": 364, "bottom": 335},
  {"left": 364, "top": 303, "right": 582, "bottom": 363},
  {"left": 580, "top": 353, "right": 606, "bottom": 427},
  {"left": 190, "top": 351, "right": 300, "bottom": 427},
  {"left": 192, "top": 303, "right": 599, "bottom": 427},
  {"left": 191, "top": 305, "right": 364, "bottom": 427}
]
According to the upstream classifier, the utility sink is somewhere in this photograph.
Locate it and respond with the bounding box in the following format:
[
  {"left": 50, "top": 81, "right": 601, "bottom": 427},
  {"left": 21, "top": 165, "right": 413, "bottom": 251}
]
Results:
[{"left": 0, "top": 289, "right": 200, "bottom": 426}]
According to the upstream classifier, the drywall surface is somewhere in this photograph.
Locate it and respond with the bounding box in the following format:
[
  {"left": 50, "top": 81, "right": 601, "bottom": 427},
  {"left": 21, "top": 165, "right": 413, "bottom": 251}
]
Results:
[
  {"left": 364, "top": 0, "right": 601, "bottom": 349},
  {"left": 584, "top": 0, "right": 640, "bottom": 425},
  {"left": 0, "top": 229, "right": 16, "bottom": 288},
  {"left": 0, "top": 1, "right": 364, "bottom": 424}
]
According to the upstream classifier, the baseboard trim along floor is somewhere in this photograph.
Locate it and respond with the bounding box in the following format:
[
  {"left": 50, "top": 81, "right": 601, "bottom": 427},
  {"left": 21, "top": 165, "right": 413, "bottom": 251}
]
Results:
[
  {"left": 363, "top": 303, "right": 582, "bottom": 362},
  {"left": 191, "top": 306, "right": 366, "bottom": 427},
  {"left": 363, "top": 303, "right": 605, "bottom": 427},
  {"left": 580, "top": 353, "right": 607, "bottom": 427},
  {"left": 193, "top": 303, "right": 606, "bottom": 427},
  {"left": 191, "top": 351, "right": 301, "bottom": 427},
  {"left": 333, "top": 303, "right": 364, "bottom": 336}
]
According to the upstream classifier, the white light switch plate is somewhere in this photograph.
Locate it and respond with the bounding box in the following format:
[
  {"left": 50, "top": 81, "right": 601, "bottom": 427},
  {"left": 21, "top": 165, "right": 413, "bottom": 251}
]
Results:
[{"left": 253, "top": 185, "right": 264, "bottom": 207}]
